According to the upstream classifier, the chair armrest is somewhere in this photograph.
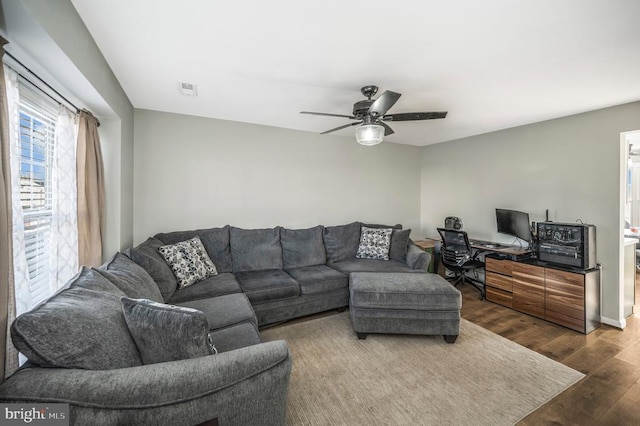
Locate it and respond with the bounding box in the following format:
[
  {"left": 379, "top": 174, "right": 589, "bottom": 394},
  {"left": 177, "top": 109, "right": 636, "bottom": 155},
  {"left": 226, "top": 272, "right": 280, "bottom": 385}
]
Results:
[
  {"left": 406, "top": 242, "right": 431, "bottom": 271},
  {"left": 0, "top": 340, "right": 291, "bottom": 426}
]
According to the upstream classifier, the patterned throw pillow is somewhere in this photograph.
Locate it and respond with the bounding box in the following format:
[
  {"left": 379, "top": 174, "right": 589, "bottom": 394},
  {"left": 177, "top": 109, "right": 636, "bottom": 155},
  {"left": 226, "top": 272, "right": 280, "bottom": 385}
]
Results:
[
  {"left": 121, "top": 297, "right": 216, "bottom": 365},
  {"left": 356, "top": 226, "right": 393, "bottom": 260},
  {"left": 158, "top": 236, "right": 218, "bottom": 288}
]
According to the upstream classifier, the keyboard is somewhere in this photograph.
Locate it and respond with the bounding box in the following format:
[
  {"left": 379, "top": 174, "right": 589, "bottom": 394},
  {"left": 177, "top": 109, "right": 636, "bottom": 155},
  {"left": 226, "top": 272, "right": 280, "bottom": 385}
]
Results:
[{"left": 469, "top": 239, "right": 505, "bottom": 248}]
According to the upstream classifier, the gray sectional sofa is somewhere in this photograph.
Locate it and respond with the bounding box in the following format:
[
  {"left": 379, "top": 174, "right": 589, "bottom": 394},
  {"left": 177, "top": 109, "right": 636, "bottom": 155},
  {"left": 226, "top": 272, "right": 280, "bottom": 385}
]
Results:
[
  {"left": 0, "top": 221, "right": 430, "bottom": 425},
  {"left": 146, "top": 222, "right": 429, "bottom": 326}
]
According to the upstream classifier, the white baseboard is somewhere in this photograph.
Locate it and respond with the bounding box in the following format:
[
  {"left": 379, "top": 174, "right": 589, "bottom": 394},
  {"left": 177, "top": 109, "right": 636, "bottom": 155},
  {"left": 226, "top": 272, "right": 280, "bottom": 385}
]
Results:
[{"left": 601, "top": 316, "right": 626, "bottom": 329}]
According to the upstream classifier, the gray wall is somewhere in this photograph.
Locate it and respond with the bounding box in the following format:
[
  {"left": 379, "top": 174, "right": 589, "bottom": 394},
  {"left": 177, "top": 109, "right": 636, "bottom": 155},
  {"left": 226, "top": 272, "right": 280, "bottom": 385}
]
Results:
[
  {"left": 133, "top": 109, "right": 422, "bottom": 243},
  {"left": 421, "top": 101, "right": 640, "bottom": 325}
]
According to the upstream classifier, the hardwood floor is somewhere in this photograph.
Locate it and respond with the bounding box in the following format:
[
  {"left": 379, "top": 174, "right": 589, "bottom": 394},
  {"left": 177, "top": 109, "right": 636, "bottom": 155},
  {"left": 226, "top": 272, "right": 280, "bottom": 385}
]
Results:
[{"left": 458, "top": 275, "right": 640, "bottom": 426}]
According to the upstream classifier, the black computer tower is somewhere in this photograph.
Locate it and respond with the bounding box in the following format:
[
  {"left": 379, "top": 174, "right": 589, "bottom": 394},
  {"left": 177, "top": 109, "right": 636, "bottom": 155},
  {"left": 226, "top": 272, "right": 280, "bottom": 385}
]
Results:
[{"left": 536, "top": 222, "right": 596, "bottom": 270}]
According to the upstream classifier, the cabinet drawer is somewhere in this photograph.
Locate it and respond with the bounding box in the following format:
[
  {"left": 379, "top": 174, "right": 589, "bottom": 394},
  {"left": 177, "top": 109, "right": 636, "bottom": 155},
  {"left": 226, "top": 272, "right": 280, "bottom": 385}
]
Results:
[
  {"left": 512, "top": 263, "right": 545, "bottom": 319},
  {"left": 545, "top": 268, "right": 585, "bottom": 330},
  {"left": 486, "top": 271, "right": 512, "bottom": 292},
  {"left": 545, "top": 309, "right": 585, "bottom": 332},
  {"left": 485, "top": 257, "right": 514, "bottom": 275},
  {"left": 486, "top": 286, "right": 512, "bottom": 308},
  {"left": 512, "top": 262, "right": 545, "bottom": 279},
  {"left": 545, "top": 269, "right": 585, "bottom": 297},
  {"left": 546, "top": 288, "right": 584, "bottom": 317}
]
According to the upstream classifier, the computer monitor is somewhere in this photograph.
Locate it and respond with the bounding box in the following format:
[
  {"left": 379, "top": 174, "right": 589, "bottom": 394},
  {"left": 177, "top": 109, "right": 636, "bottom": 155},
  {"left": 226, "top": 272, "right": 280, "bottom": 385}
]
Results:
[{"left": 496, "top": 208, "right": 531, "bottom": 242}]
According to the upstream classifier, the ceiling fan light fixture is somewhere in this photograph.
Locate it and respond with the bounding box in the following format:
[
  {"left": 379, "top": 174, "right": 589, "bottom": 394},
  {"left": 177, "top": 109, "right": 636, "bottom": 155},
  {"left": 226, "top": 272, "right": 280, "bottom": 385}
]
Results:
[{"left": 355, "top": 123, "right": 384, "bottom": 146}]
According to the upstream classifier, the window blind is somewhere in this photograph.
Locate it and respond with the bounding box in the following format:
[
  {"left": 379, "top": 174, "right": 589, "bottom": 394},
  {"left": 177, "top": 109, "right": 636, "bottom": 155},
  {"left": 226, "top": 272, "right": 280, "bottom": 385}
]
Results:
[{"left": 18, "top": 91, "right": 57, "bottom": 308}]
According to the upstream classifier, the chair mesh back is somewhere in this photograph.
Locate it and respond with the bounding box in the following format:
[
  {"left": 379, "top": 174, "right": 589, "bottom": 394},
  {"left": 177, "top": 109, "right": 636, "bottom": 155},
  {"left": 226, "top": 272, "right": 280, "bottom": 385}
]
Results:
[
  {"left": 437, "top": 227, "right": 473, "bottom": 268},
  {"left": 441, "top": 247, "right": 469, "bottom": 267}
]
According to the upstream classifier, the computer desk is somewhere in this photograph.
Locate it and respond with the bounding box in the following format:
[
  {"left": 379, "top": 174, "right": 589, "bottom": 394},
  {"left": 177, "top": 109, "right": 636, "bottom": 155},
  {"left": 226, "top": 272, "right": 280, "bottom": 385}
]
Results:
[
  {"left": 467, "top": 239, "right": 532, "bottom": 258},
  {"left": 413, "top": 238, "right": 533, "bottom": 277}
]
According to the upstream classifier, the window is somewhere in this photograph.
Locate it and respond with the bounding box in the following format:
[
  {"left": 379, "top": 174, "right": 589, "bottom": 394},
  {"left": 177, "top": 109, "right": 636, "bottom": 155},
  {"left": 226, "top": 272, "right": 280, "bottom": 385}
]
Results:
[{"left": 18, "top": 88, "right": 57, "bottom": 308}]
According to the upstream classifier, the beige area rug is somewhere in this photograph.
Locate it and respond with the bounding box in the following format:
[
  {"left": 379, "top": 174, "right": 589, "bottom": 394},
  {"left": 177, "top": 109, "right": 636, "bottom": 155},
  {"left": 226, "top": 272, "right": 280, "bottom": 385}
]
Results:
[{"left": 261, "top": 312, "right": 584, "bottom": 426}]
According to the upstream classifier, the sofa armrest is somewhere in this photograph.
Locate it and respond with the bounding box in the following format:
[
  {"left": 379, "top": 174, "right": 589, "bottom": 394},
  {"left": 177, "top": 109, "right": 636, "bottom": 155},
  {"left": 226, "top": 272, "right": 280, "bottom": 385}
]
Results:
[
  {"left": 0, "top": 340, "right": 291, "bottom": 426},
  {"left": 406, "top": 242, "right": 432, "bottom": 271}
]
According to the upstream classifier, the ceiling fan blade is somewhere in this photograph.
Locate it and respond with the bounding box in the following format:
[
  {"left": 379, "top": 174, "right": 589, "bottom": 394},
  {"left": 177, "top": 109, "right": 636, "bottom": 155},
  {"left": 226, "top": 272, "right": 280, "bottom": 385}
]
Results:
[
  {"left": 368, "top": 91, "right": 401, "bottom": 117},
  {"left": 383, "top": 111, "right": 448, "bottom": 121},
  {"left": 301, "top": 111, "right": 356, "bottom": 120},
  {"left": 380, "top": 122, "right": 395, "bottom": 136},
  {"left": 320, "top": 121, "right": 360, "bottom": 135}
]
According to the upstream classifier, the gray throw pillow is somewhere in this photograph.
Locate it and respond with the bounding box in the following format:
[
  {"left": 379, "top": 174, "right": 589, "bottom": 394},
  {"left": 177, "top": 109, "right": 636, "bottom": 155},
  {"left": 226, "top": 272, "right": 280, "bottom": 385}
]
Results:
[
  {"left": 95, "top": 252, "right": 164, "bottom": 303},
  {"left": 323, "top": 222, "right": 361, "bottom": 263},
  {"left": 281, "top": 225, "right": 326, "bottom": 269},
  {"left": 356, "top": 226, "right": 393, "bottom": 260},
  {"left": 158, "top": 236, "right": 218, "bottom": 288},
  {"left": 121, "top": 297, "right": 216, "bottom": 365},
  {"left": 11, "top": 267, "right": 142, "bottom": 370},
  {"left": 389, "top": 229, "right": 412, "bottom": 262}
]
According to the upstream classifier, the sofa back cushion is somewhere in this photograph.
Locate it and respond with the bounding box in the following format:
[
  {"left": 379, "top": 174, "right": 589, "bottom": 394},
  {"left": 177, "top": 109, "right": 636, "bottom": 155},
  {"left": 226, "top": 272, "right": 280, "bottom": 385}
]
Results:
[
  {"left": 389, "top": 228, "right": 412, "bottom": 262},
  {"left": 129, "top": 237, "right": 178, "bottom": 301},
  {"left": 362, "top": 223, "right": 403, "bottom": 230},
  {"left": 154, "top": 226, "right": 232, "bottom": 273},
  {"left": 281, "top": 226, "right": 326, "bottom": 269},
  {"left": 230, "top": 227, "right": 283, "bottom": 272},
  {"left": 323, "top": 222, "right": 361, "bottom": 263},
  {"left": 11, "top": 267, "right": 142, "bottom": 370},
  {"left": 96, "top": 252, "right": 164, "bottom": 303}
]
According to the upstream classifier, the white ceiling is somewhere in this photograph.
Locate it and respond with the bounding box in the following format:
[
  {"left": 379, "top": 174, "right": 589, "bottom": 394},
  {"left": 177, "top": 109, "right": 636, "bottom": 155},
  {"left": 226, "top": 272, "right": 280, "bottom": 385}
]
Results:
[{"left": 70, "top": 0, "right": 640, "bottom": 146}]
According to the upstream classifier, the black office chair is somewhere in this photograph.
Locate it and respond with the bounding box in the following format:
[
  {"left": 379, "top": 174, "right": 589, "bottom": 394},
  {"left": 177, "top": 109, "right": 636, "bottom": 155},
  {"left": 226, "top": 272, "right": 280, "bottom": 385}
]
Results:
[{"left": 437, "top": 228, "right": 485, "bottom": 299}]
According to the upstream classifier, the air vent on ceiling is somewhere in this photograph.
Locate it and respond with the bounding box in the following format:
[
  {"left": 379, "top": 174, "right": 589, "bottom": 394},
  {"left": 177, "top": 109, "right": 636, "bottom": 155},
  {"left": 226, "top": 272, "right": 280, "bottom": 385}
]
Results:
[{"left": 179, "top": 82, "right": 197, "bottom": 96}]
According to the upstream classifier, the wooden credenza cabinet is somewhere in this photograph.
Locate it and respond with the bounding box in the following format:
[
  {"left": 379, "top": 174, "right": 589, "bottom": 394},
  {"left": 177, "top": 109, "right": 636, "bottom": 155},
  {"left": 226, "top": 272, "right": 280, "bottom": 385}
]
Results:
[{"left": 485, "top": 255, "right": 600, "bottom": 334}]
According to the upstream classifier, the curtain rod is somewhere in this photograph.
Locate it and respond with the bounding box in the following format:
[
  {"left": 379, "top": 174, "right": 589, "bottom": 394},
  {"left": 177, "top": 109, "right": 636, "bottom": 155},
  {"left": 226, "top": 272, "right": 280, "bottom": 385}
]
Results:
[{"left": 4, "top": 50, "right": 100, "bottom": 126}]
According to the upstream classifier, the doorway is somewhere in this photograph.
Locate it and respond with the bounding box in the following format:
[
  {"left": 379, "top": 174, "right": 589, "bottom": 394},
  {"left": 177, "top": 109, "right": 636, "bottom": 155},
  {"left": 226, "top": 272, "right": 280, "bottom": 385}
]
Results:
[{"left": 623, "top": 130, "right": 640, "bottom": 317}]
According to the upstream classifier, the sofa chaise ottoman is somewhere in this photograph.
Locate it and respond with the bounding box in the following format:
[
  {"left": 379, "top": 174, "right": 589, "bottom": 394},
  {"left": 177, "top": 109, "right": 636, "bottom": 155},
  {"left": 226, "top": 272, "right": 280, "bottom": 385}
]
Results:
[{"left": 349, "top": 272, "right": 462, "bottom": 343}]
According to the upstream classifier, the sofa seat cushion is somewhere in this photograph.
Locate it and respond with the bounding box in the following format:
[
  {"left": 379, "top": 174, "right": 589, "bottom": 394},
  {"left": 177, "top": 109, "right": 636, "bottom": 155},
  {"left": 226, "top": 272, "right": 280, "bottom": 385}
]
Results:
[
  {"left": 323, "top": 221, "right": 361, "bottom": 263},
  {"left": 177, "top": 293, "right": 257, "bottom": 331},
  {"left": 129, "top": 237, "right": 178, "bottom": 301},
  {"left": 235, "top": 270, "right": 299, "bottom": 304},
  {"left": 167, "top": 273, "right": 241, "bottom": 304},
  {"left": 230, "top": 227, "right": 283, "bottom": 272},
  {"left": 96, "top": 252, "right": 164, "bottom": 303},
  {"left": 209, "top": 322, "right": 262, "bottom": 353},
  {"left": 121, "top": 298, "right": 216, "bottom": 365},
  {"left": 285, "top": 265, "right": 348, "bottom": 295},
  {"left": 11, "top": 267, "right": 142, "bottom": 370},
  {"left": 328, "top": 259, "right": 416, "bottom": 274},
  {"left": 281, "top": 225, "right": 326, "bottom": 269},
  {"left": 154, "top": 226, "right": 233, "bottom": 273}
]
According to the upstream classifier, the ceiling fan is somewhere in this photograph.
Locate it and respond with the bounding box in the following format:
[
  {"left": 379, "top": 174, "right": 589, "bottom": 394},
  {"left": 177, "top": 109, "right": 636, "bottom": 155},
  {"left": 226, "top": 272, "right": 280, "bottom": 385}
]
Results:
[{"left": 301, "top": 85, "right": 447, "bottom": 146}]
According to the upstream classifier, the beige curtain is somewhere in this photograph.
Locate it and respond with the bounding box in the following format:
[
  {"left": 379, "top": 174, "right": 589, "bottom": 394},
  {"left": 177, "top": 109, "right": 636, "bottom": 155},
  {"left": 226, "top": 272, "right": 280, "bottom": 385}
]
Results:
[
  {"left": 76, "top": 110, "right": 105, "bottom": 267},
  {"left": 1, "top": 36, "right": 18, "bottom": 380}
]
